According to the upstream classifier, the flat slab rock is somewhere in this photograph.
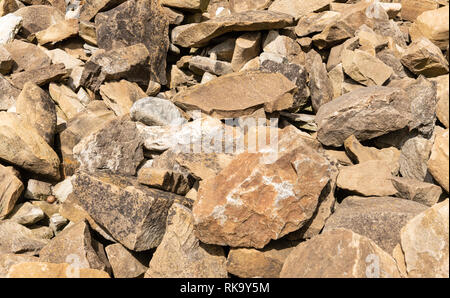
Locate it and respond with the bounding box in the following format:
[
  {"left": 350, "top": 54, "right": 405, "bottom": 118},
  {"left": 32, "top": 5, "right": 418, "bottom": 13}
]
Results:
[
  {"left": 173, "top": 71, "right": 297, "bottom": 119},
  {"left": 6, "top": 262, "right": 110, "bottom": 278},
  {"left": 71, "top": 171, "right": 190, "bottom": 251},
  {"left": 323, "top": 196, "right": 428, "bottom": 253},
  {"left": 172, "top": 10, "right": 294, "bottom": 48}
]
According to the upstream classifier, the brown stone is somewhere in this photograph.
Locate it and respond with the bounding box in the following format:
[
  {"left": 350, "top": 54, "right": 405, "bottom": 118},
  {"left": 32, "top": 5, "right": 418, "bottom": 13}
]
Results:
[
  {"left": 391, "top": 177, "right": 443, "bottom": 207},
  {"left": 400, "top": 0, "right": 439, "bottom": 21},
  {"left": 79, "top": 0, "right": 127, "bottom": 22},
  {"left": 2, "top": 40, "right": 51, "bottom": 72},
  {"left": 305, "top": 50, "right": 333, "bottom": 112},
  {"left": 7, "top": 262, "right": 110, "bottom": 278},
  {"left": 0, "top": 254, "right": 38, "bottom": 278},
  {"left": 99, "top": 80, "right": 147, "bottom": 116},
  {"left": 0, "top": 165, "right": 23, "bottom": 219},
  {"left": 105, "top": 243, "right": 147, "bottom": 278},
  {"left": 48, "top": 83, "right": 85, "bottom": 120},
  {"left": 409, "top": 6, "right": 449, "bottom": 50},
  {"left": 0, "top": 220, "right": 48, "bottom": 255},
  {"left": 428, "top": 129, "right": 449, "bottom": 192},
  {"left": 14, "top": 5, "right": 64, "bottom": 37},
  {"left": 0, "top": 45, "right": 12, "bottom": 75},
  {"left": 431, "top": 75, "right": 449, "bottom": 128},
  {"left": 399, "top": 134, "right": 435, "bottom": 182},
  {"left": 137, "top": 167, "right": 192, "bottom": 196},
  {"left": 9, "top": 63, "right": 67, "bottom": 90},
  {"left": 295, "top": 11, "right": 341, "bottom": 37},
  {"left": 36, "top": 19, "right": 78, "bottom": 45},
  {"left": 269, "top": 0, "right": 332, "bottom": 19},
  {"left": 231, "top": 32, "right": 261, "bottom": 71},
  {"left": 0, "top": 74, "right": 19, "bottom": 111}
]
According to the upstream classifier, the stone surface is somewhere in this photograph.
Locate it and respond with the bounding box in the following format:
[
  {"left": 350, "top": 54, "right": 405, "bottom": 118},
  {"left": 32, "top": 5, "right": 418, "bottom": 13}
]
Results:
[
  {"left": 71, "top": 171, "right": 188, "bottom": 251},
  {"left": 295, "top": 11, "right": 341, "bottom": 37},
  {"left": 16, "top": 82, "right": 56, "bottom": 145},
  {"left": 173, "top": 71, "right": 297, "bottom": 119},
  {"left": 161, "top": 0, "right": 209, "bottom": 11},
  {"left": 131, "top": 97, "right": 186, "bottom": 127},
  {"left": 99, "top": 80, "right": 147, "bottom": 117},
  {"left": 410, "top": 6, "right": 449, "bottom": 50},
  {"left": 306, "top": 50, "right": 333, "bottom": 112},
  {"left": 400, "top": 0, "right": 439, "bottom": 22},
  {"left": 336, "top": 160, "right": 398, "bottom": 197},
  {"left": 0, "top": 74, "right": 18, "bottom": 110},
  {"left": 0, "top": 253, "right": 38, "bottom": 278},
  {"left": 324, "top": 196, "right": 427, "bottom": 253},
  {"left": 188, "top": 56, "right": 233, "bottom": 76},
  {"left": 0, "top": 220, "right": 48, "bottom": 255},
  {"left": 316, "top": 86, "right": 412, "bottom": 147},
  {"left": 73, "top": 117, "right": 144, "bottom": 176},
  {"left": 48, "top": 83, "right": 85, "bottom": 120},
  {"left": 400, "top": 38, "right": 449, "bottom": 77},
  {"left": 95, "top": 0, "right": 170, "bottom": 85},
  {"left": 269, "top": 0, "right": 332, "bottom": 19},
  {"left": 431, "top": 75, "right": 449, "bottom": 128},
  {"left": 9, "top": 63, "right": 67, "bottom": 90},
  {"left": 105, "top": 243, "right": 147, "bottom": 278},
  {"left": 0, "top": 112, "right": 60, "bottom": 180},
  {"left": 391, "top": 177, "right": 443, "bottom": 207},
  {"left": 262, "top": 30, "right": 305, "bottom": 65},
  {"left": 193, "top": 127, "right": 334, "bottom": 248},
  {"left": 6, "top": 262, "right": 110, "bottom": 278},
  {"left": 280, "top": 229, "right": 401, "bottom": 278},
  {"left": 0, "top": 164, "right": 23, "bottom": 219},
  {"left": 3, "top": 40, "right": 51, "bottom": 72},
  {"left": 146, "top": 203, "right": 227, "bottom": 278},
  {"left": 0, "top": 45, "right": 13, "bottom": 74},
  {"left": 399, "top": 134, "right": 434, "bottom": 182},
  {"left": 137, "top": 167, "right": 192, "bottom": 196},
  {"left": 0, "top": 13, "right": 22, "bottom": 45},
  {"left": 39, "top": 220, "right": 107, "bottom": 271},
  {"left": 80, "top": 43, "right": 150, "bottom": 92},
  {"left": 8, "top": 202, "right": 44, "bottom": 226},
  {"left": 172, "top": 10, "right": 294, "bottom": 48},
  {"left": 231, "top": 32, "right": 261, "bottom": 71},
  {"left": 79, "top": 0, "right": 127, "bottom": 22},
  {"left": 14, "top": 5, "right": 64, "bottom": 37},
  {"left": 401, "top": 199, "right": 449, "bottom": 277},
  {"left": 428, "top": 129, "right": 449, "bottom": 192},
  {"left": 35, "top": 18, "right": 78, "bottom": 45}
]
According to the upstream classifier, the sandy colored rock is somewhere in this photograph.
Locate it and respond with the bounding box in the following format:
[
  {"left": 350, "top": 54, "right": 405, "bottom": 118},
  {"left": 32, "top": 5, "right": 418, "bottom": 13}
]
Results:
[
  {"left": 188, "top": 56, "right": 233, "bottom": 76},
  {"left": 269, "top": 0, "right": 332, "bottom": 19},
  {"left": 0, "top": 253, "right": 38, "bottom": 278},
  {"left": 130, "top": 97, "right": 186, "bottom": 127},
  {"left": 9, "top": 63, "right": 67, "bottom": 90},
  {"left": 161, "top": 0, "right": 209, "bottom": 11},
  {"left": 174, "top": 152, "right": 234, "bottom": 181},
  {"left": 0, "top": 74, "right": 19, "bottom": 110},
  {"left": 137, "top": 167, "right": 192, "bottom": 196},
  {"left": 14, "top": 5, "right": 64, "bottom": 37},
  {"left": 146, "top": 203, "right": 227, "bottom": 278},
  {"left": 391, "top": 177, "right": 443, "bottom": 207},
  {"left": 431, "top": 75, "right": 449, "bottom": 128},
  {"left": 324, "top": 196, "right": 427, "bottom": 253},
  {"left": 7, "top": 262, "right": 110, "bottom": 278},
  {"left": 0, "top": 164, "right": 23, "bottom": 219},
  {"left": 173, "top": 71, "right": 297, "bottom": 119},
  {"left": 428, "top": 129, "right": 449, "bottom": 192},
  {"left": 99, "top": 80, "right": 147, "bottom": 117},
  {"left": 193, "top": 127, "right": 333, "bottom": 248},
  {"left": 0, "top": 46, "right": 12, "bottom": 75},
  {"left": 280, "top": 229, "right": 401, "bottom": 278},
  {"left": 316, "top": 86, "right": 412, "bottom": 147},
  {"left": 401, "top": 199, "right": 449, "bottom": 277},
  {"left": 0, "top": 0, "right": 19, "bottom": 17},
  {"left": 172, "top": 10, "right": 294, "bottom": 48},
  {"left": 295, "top": 11, "right": 341, "bottom": 37},
  {"left": 3, "top": 40, "right": 51, "bottom": 72},
  {"left": 306, "top": 50, "right": 333, "bottom": 112},
  {"left": 400, "top": 0, "right": 439, "bottom": 21},
  {"left": 399, "top": 134, "right": 434, "bottom": 182},
  {"left": 0, "top": 220, "right": 48, "bottom": 255},
  {"left": 79, "top": 0, "right": 127, "bottom": 22},
  {"left": 262, "top": 30, "right": 305, "bottom": 65},
  {"left": 0, "top": 112, "right": 60, "bottom": 180},
  {"left": 79, "top": 20, "right": 97, "bottom": 45},
  {"left": 16, "top": 82, "right": 56, "bottom": 145},
  {"left": 8, "top": 202, "right": 44, "bottom": 225},
  {"left": 410, "top": 6, "right": 449, "bottom": 50},
  {"left": 49, "top": 83, "right": 85, "bottom": 120},
  {"left": 105, "top": 243, "right": 147, "bottom": 278},
  {"left": 0, "top": 13, "right": 21, "bottom": 45},
  {"left": 36, "top": 18, "right": 78, "bottom": 45}
]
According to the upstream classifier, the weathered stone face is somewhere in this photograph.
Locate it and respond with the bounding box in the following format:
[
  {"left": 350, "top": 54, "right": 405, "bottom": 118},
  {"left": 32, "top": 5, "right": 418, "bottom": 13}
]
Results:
[
  {"left": 6, "top": 262, "right": 110, "bottom": 278},
  {"left": 0, "top": 220, "right": 48, "bottom": 255},
  {"left": 428, "top": 129, "right": 449, "bottom": 192},
  {"left": 13, "top": 5, "right": 64, "bottom": 37},
  {"left": 105, "top": 243, "right": 147, "bottom": 278},
  {"left": 193, "top": 127, "right": 333, "bottom": 249},
  {"left": 0, "top": 165, "right": 23, "bottom": 219},
  {"left": 95, "top": 0, "right": 170, "bottom": 85}
]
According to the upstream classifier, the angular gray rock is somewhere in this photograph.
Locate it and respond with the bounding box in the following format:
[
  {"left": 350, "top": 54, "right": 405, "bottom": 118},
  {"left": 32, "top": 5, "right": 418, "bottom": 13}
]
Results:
[{"left": 131, "top": 97, "right": 187, "bottom": 127}]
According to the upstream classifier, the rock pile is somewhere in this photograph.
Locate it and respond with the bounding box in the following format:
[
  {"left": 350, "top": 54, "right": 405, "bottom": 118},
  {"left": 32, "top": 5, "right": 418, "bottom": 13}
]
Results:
[{"left": 0, "top": 0, "right": 448, "bottom": 278}]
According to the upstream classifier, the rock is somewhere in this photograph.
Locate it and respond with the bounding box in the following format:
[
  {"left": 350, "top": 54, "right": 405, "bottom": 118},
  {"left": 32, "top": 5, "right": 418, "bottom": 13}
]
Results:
[
  {"left": 0, "top": 112, "right": 60, "bottom": 180},
  {"left": 39, "top": 220, "right": 107, "bottom": 271},
  {"left": 14, "top": 5, "right": 64, "bottom": 37},
  {"left": 400, "top": 38, "right": 449, "bottom": 77},
  {"left": 305, "top": 50, "right": 333, "bottom": 112},
  {"left": 269, "top": 0, "right": 332, "bottom": 19},
  {"left": 130, "top": 97, "right": 186, "bottom": 127},
  {"left": 280, "top": 229, "right": 401, "bottom": 278},
  {"left": 295, "top": 11, "right": 341, "bottom": 37},
  {"left": 0, "top": 13, "right": 21, "bottom": 45},
  {"left": 231, "top": 32, "right": 261, "bottom": 71},
  {"left": 52, "top": 177, "right": 73, "bottom": 203},
  {"left": 9, "top": 63, "right": 67, "bottom": 90},
  {"left": 45, "top": 48, "right": 84, "bottom": 71},
  {"left": 79, "top": 0, "right": 127, "bottom": 22},
  {"left": 400, "top": 0, "right": 439, "bottom": 22},
  {"left": 428, "top": 129, "right": 449, "bottom": 192},
  {"left": 337, "top": 160, "right": 398, "bottom": 197},
  {"left": 169, "top": 65, "right": 198, "bottom": 89},
  {"left": 78, "top": 20, "right": 97, "bottom": 45},
  {"left": 79, "top": 43, "right": 150, "bottom": 92},
  {"left": 173, "top": 71, "right": 297, "bottom": 119},
  {"left": 172, "top": 10, "right": 294, "bottom": 48},
  {"left": 16, "top": 82, "right": 57, "bottom": 145},
  {"left": 8, "top": 202, "right": 44, "bottom": 226},
  {"left": 0, "top": 164, "right": 23, "bottom": 219},
  {"left": 259, "top": 59, "right": 309, "bottom": 110},
  {"left": 48, "top": 83, "right": 85, "bottom": 120},
  {"left": 71, "top": 171, "right": 188, "bottom": 251},
  {"left": 95, "top": 0, "right": 169, "bottom": 85},
  {"left": 226, "top": 240, "right": 298, "bottom": 278},
  {"left": 49, "top": 213, "right": 68, "bottom": 234},
  {"left": 342, "top": 49, "right": 393, "bottom": 86},
  {"left": 145, "top": 203, "right": 227, "bottom": 278},
  {"left": 6, "top": 262, "right": 110, "bottom": 278},
  {"left": 401, "top": 199, "right": 449, "bottom": 277},
  {"left": 0, "top": 45, "right": 12, "bottom": 74},
  {"left": 0, "top": 74, "right": 19, "bottom": 110},
  {"left": 161, "top": 0, "right": 209, "bottom": 11},
  {"left": 316, "top": 86, "right": 412, "bottom": 147},
  {"left": 137, "top": 167, "right": 192, "bottom": 196},
  {"left": 105, "top": 244, "right": 147, "bottom": 278},
  {"left": 73, "top": 117, "right": 144, "bottom": 176},
  {"left": 262, "top": 30, "right": 305, "bottom": 65},
  {"left": 0, "top": 254, "right": 39, "bottom": 278},
  {"left": 431, "top": 75, "right": 449, "bottom": 128},
  {"left": 0, "top": 220, "right": 47, "bottom": 255},
  {"left": 391, "top": 177, "right": 443, "bottom": 207},
  {"left": 399, "top": 134, "right": 434, "bottom": 182},
  {"left": 193, "top": 127, "right": 333, "bottom": 248},
  {"left": 174, "top": 152, "right": 234, "bottom": 181},
  {"left": 36, "top": 18, "right": 78, "bottom": 45},
  {"left": 410, "top": 6, "right": 449, "bottom": 50},
  {"left": 207, "top": 39, "right": 235, "bottom": 62},
  {"left": 99, "top": 80, "right": 147, "bottom": 117},
  {"left": 344, "top": 135, "right": 400, "bottom": 174},
  {"left": 0, "top": 0, "right": 19, "bottom": 17},
  {"left": 376, "top": 49, "right": 411, "bottom": 80},
  {"left": 3, "top": 40, "right": 51, "bottom": 72},
  {"left": 324, "top": 196, "right": 427, "bottom": 253},
  {"left": 188, "top": 56, "right": 233, "bottom": 76}
]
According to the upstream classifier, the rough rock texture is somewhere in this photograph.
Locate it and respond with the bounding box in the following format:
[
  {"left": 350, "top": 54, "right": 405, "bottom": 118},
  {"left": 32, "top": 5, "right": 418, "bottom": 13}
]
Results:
[
  {"left": 2, "top": 40, "right": 51, "bottom": 72},
  {"left": 0, "top": 254, "right": 39, "bottom": 278},
  {"left": 0, "top": 75, "right": 19, "bottom": 110},
  {"left": 0, "top": 13, "right": 22, "bottom": 45},
  {"left": 399, "top": 134, "right": 434, "bottom": 182},
  {"left": 269, "top": 0, "right": 332, "bottom": 19},
  {"left": 130, "top": 97, "right": 186, "bottom": 127},
  {"left": 401, "top": 200, "right": 449, "bottom": 278},
  {"left": 306, "top": 50, "right": 333, "bottom": 112},
  {"left": 193, "top": 127, "right": 333, "bottom": 248},
  {"left": 95, "top": 0, "right": 170, "bottom": 85},
  {"left": 323, "top": 196, "right": 428, "bottom": 253},
  {"left": 9, "top": 63, "right": 67, "bottom": 90},
  {"left": 280, "top": 229, "right": 401, "bottom": 278},
  {"left": 0, "top": 220, "right": 48, "bottom": 255},
  {"left": 71, "top": 171, "right": 188, "bottom": 251},
  {"left": 8, "top": 202, "right": 44, "bottom": 225},
  {"left": 316, "top": 86, "right": 412, "bottom": 147},
  {"left": 0, "top": 165, "right": 23, "bottom": 219},
  {"left": 99, "top": 80, "right": 147, "bottom": 117},
  {"left": 146, "top": 203, "right": 227, "bottom": 278},
  {"left": 6, "top": 262, "right": 110, "bottom": 278},
  {"left": 391, "top": 177, "right": 443, "bottom": 207},
  {"left": 431, "top": 75, "right": 449, "bottom": 128},
  {"left": 410, "top": 6, "right": 449, "bottom": 50},
  {"left": 105, "top": 243, "right": 147, "bottom": 278},
  {"left": 13, "top": 5, "right": 64, "bottom": 37},
  {"left": 428, "top": 129, "right": 449, "bottom": 192}
]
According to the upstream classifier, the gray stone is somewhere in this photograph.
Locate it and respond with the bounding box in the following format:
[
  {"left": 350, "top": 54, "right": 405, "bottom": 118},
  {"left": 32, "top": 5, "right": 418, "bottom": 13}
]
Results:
[{"left": 391, "top": 177, "right": 443, "bottom": 207}]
